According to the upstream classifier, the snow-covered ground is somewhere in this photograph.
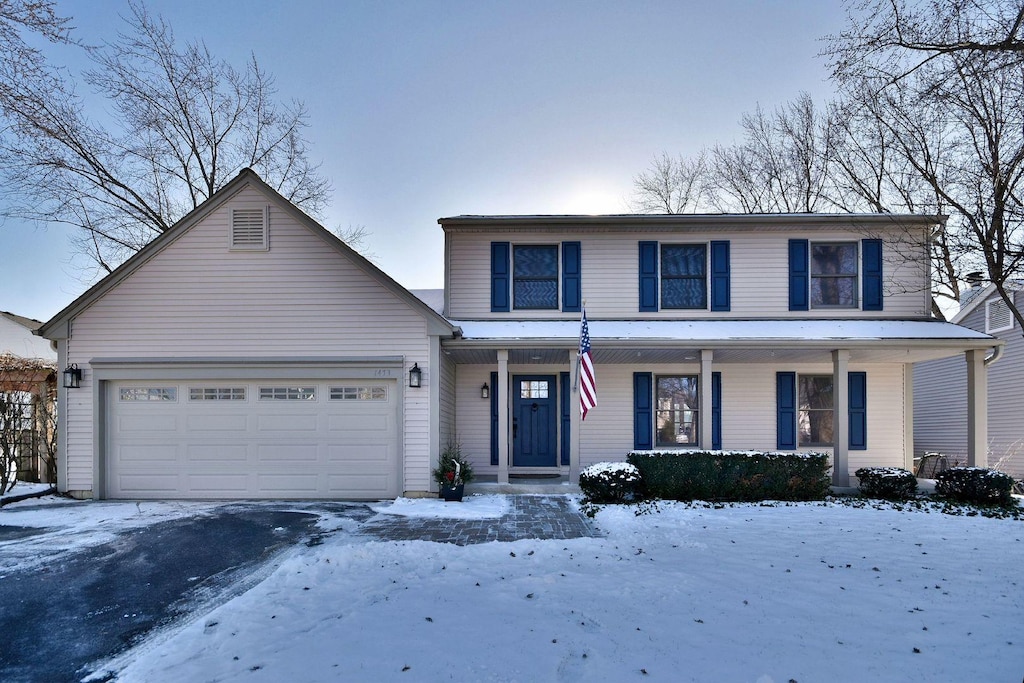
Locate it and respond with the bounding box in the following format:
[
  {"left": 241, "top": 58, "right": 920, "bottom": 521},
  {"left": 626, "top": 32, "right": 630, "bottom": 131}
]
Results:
[{"left": 4, "top": 494, "right": 1022, "bottom": 682}]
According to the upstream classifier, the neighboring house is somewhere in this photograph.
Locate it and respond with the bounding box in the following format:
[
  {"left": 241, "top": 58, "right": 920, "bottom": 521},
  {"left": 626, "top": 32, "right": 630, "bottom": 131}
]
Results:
[
  {"left": 1, "top": 311, "right": 56, "bottom": 361},
  {"left": 39, "top": 169, "right": 999, "bottom": 500},
  {"left": 915, "top": 285, "right": 1022, "bottom": 479},
  {"left": 1, "top": 311, "right": 58, "bottom": 482}
]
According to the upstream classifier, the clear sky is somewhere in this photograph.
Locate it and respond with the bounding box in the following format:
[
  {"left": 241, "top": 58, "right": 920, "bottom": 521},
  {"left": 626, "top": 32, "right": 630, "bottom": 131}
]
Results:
[{"left": 0, "top": 0, "right": 847, "bottom": 321}]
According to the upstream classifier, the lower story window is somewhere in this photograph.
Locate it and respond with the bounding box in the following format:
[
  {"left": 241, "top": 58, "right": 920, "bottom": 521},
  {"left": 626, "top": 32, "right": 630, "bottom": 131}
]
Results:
[
  {"left": 656, "top": 376, "right": 698, "bottom": 447},
  {"left": 798, "top": 375, "right": 833, "bottom": 446}
]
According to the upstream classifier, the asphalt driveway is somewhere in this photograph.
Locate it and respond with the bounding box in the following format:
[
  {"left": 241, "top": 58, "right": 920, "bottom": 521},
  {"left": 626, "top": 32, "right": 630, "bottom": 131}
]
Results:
[{"left": 0, "top": 504, "right": 354, "bottom": 683}]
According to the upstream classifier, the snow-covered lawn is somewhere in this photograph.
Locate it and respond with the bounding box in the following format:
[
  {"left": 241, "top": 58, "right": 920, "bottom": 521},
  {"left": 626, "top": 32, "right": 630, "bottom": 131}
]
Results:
[
  {"left": 5, "top": 494, "right": 1022, "bottom": 682},
  {"left": 90, "top": 497, "right": 1022, "bottom": 682}
]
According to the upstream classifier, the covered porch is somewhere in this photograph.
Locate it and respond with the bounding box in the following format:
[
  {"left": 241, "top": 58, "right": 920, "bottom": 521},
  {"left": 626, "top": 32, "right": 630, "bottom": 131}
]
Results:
[{"left": 442, "top": 320, "right": 1000, "bottom": 487}]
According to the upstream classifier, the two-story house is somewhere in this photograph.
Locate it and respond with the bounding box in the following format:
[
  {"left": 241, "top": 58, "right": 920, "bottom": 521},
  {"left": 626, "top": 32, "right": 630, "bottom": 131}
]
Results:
[{"left": 38, "top": 169, "right": 998, "bottom": 499}]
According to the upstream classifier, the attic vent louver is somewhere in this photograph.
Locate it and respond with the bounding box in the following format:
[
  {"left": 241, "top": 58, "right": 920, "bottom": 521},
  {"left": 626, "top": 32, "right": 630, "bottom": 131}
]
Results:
[
  {"left": 986, "top": 297, "right": 1013, "bottom": 333},
  {"left": 231, "top": 207, "right": 269, "bottom": 250}
]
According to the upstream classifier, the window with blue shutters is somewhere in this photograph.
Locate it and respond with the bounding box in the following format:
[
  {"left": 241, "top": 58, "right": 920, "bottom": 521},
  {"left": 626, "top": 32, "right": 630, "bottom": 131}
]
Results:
[
  {"left": 639, "top": 241, "right": 728, "bottom": 311},
  {"left": 777, "top": 371, "right": 868, "bottom": 450}
]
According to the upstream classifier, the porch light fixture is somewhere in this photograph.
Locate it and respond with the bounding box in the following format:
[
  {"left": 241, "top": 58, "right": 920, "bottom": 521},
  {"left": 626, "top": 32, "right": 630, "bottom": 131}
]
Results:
[
  {"left": 481, "top": 382, "right": 490, "bottom": 399},
  {"left": 408, "top": 363, "right": 422, "bottom": 388},
  {"left": 62, "top": 364, "right": 82, "bottom": 389}
]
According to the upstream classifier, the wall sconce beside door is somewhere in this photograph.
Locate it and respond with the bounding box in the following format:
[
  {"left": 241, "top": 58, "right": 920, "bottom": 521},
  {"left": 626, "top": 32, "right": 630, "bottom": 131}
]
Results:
[
  {"left": 408, "top": 363, "right": 422, "bottom": 388},
  {"left": 481, "top": 382, "right": 490, "bottom": 399},
  {"left": 63, "top": 364, "right": 82, "bottom": 389}
]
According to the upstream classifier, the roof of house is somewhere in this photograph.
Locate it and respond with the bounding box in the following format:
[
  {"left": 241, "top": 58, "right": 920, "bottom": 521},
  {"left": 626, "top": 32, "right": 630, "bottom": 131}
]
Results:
[
  {"left": 38, "top": 169, "right": 457, "bottom": 340},
  {"left": 1, "top": 311, "right": 43, "bottom": 330},
  {"left": 439, "top": 213, "right": 946, "bottom": 229}
]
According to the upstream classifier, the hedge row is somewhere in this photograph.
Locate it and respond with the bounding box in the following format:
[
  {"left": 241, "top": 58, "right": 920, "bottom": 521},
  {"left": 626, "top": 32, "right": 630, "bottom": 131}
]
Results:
[{"left": 625, "top": 450, "right": 831, "bottom": 502}]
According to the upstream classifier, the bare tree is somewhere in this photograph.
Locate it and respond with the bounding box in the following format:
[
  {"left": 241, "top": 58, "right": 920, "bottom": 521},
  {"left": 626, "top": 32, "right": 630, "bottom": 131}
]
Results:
[
  {"left": 708, "top": 94, "right": 842, "bottom": 213},
  {"left": 0, "top": 1, "right": 330, "bottom": 278},
  {"left": 829, "top": 1, "right": 1024, "bottom": 333},
  {"left": 828, "top": 0, "right": 1024, "bottom": 86},
  {"left": 630, "top": 152, "right": 709, "bottom": 213}
]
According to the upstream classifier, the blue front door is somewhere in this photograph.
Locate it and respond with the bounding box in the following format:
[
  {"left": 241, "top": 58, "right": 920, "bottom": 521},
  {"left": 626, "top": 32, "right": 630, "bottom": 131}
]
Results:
[{"left": 513, "top": 375, "right": 558, "bottom": 467}]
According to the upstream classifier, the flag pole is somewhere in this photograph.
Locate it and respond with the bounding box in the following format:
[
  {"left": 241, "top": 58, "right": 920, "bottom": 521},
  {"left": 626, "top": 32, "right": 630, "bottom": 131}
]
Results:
[{"left": 574, "top": 300, "right": 586, "bottom": 393}]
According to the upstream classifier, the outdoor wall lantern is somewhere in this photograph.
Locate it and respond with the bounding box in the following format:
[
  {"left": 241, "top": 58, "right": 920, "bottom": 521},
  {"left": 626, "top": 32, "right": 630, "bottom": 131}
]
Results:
[
  {"left": 481, "top": 382, "right": 490, "bottom": 399},
  {"left": 408, "top": 363, "right": 422, "bottom": 388},
  {"left": 63, "top": 364, "right": 82, "bottom": 389}
]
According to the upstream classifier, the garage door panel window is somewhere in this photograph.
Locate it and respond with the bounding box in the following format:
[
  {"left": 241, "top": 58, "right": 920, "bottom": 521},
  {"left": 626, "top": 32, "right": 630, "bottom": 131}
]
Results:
[
  {"left": 259, "top": 386, "right": 316, "bottom": 401},
  {"left": 330, "top": 386, "right": 388, "bottom": 401},
  {"left": 189, "top": 387, "right": 246, "bottom": 401},
  {"left": 119, "top": 387, "right": 177, "bottom": 402}
]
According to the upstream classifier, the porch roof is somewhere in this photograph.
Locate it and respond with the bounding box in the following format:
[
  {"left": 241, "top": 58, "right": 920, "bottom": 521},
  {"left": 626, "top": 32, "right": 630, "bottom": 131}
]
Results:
[{"left": 443, "top": 319, "right": 998, "bottom": 365}]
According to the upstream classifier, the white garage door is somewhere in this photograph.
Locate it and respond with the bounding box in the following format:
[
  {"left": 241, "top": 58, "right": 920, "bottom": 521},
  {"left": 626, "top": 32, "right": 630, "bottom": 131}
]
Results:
[{"left": 106, "top": 380, "right": 400, "bottom": 499}]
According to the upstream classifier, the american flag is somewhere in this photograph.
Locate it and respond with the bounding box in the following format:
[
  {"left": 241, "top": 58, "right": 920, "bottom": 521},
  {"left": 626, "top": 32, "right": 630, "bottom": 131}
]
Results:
[{"left": 578, "top": 307, "right": 597, "bottom": 420}]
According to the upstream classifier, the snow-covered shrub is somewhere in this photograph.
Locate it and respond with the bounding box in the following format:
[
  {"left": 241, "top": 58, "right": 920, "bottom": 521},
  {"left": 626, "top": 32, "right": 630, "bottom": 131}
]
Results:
[
  {"left": 935, "top": 467, "right": 1014, "bottom": 505},
  {"left": 855, "top": 467, "right": 917, "bottom": 500},
  {"left": 579, "top": 462, "right": 643, "bottom": 504},
  {"left": 627, "top": 450, "right": 830, "bottom": 502}
]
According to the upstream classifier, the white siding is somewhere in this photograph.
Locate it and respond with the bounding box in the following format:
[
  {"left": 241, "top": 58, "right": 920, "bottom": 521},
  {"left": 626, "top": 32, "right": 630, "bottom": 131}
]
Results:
[
  {"left": 454, "top": 361, "right": 909, "bottom": 476},
  {"left": 446, "top": 228, "right": 929, "bottom": 319},
  {"left": 64, "top": 185, "right": 436, "bottom": 494},
  {"left": 439, "top": 351, "right": 457, "bottom": 451}
]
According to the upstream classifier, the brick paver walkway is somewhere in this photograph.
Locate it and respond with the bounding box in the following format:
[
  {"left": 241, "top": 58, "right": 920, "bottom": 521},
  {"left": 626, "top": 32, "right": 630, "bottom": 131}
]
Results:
[{"left": 360, "top": 495, "right": 601, "bottom": 545}]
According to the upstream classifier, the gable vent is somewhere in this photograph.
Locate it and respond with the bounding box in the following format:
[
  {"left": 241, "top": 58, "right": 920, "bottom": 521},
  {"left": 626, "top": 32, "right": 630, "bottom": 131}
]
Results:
[
  {"left": 986, "top": 297, "right": 1013, "bottom": 333},
  {"left": 231, "top": 207, "right": 269, "bottom": 250}
]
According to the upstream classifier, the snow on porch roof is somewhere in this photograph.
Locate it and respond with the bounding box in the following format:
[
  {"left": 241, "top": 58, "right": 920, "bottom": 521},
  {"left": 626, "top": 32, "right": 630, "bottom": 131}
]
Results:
[{"left": 448, "top": 319, "right": 996, "bottom": 346}]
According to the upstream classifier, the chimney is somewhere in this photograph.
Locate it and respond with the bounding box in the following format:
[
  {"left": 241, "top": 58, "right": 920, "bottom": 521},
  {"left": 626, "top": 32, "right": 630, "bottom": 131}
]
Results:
[{"left": 960, "top": 271, "right": 985, "bottom": 306}]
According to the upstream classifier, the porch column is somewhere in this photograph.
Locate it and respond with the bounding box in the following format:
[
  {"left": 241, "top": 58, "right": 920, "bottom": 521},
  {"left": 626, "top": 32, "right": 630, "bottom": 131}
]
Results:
[
  {"left": 497, "top": 349, "right": 510, "bottom": 484},
  {"left": 966, "top": 349, "right": 988, "bottom": 467},
  {"left": 569, "top": 349, "right": 581, "bottom": 483},
  {"left": 832, "top": 350, "right": 850, "bottom": 487},
  {"left": 903, "top": 364, "right": 915, "bottom": 471},
  {"left": 699, "top": 349, "right": 714, "bottom": 450}
]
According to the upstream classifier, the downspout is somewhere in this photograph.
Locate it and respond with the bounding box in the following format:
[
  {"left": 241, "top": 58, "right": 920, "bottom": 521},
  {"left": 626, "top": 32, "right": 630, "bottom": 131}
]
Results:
[{"left": 984, "top": 344, "right": 1003, "bottom": 367}]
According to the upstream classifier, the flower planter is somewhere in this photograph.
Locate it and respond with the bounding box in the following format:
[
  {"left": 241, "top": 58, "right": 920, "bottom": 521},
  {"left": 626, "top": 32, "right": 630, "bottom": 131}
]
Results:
[{"left": 440, "top": 483, "right": 465, "bottom": 502}]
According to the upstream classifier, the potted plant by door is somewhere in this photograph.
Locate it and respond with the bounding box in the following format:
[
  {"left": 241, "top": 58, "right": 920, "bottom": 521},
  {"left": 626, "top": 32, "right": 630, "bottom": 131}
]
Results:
[{"left": 433, "top": 441, "right": 474, "bottom": 501}]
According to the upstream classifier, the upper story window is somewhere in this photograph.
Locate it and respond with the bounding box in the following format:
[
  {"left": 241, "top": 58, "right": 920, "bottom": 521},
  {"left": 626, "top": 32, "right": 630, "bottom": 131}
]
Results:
[
  {"left": 513, "top": 245, "right": 559, "bottom": 310},
  {"left": 986, "top": 297, "right": 1013, "bottom": 333},
  {"left": 661, "top": 244, "right": 707, "bottom": 309},
  {"left": 491, "top": 241, "right": 581, "bottom": 313},
  {"left": 639, "top": 241, "right": 730, "bottom": 313},
  {"left": 789, "top": 238, "right": 882, "bottom": 312},
  {"left": 811, "top": 243, "right": 858, "bottom": 308}
]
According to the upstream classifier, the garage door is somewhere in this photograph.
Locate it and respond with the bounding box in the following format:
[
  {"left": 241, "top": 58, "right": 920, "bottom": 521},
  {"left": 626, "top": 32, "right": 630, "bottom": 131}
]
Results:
[{"left": 106, "top": 380, "right": 400, "bottom": 499}]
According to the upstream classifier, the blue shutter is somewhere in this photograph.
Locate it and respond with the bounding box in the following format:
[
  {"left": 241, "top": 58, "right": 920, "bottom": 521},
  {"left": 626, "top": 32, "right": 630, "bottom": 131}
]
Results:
[
  {"left": 862, "top": 239, "right": 883, "bottom": 311},
  {"left": 560, "top": 372, "right": 571, "bottom": 465},
  {"left": 638, "top": 241, "right": 658, "bottom": 312},
  {"left": 489, "top": 371, "right": 498, "bottom": 465},
  {"left": 848, "top": 371, "right": 867, "bottom": 450},
  {"left": 562, "top": 241, "right": 581, "bottom": 312},
  {"left": 491, "top": 242, "right": 510, "bottom": 312},
  {"left": 711, "top": 371, "right": 722, "bottom": 450},
  {"left": 776, "top": 372, "right": 797, "bottom": 450},
  {"left": 788, "top": 239, "right": 809, "bottom": 311},
  {"left": 710, "top": 241, "right": 731, "bottom": 312},
  {"left": 633, "top": 372, "right": 653, "bottom": 450}
]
